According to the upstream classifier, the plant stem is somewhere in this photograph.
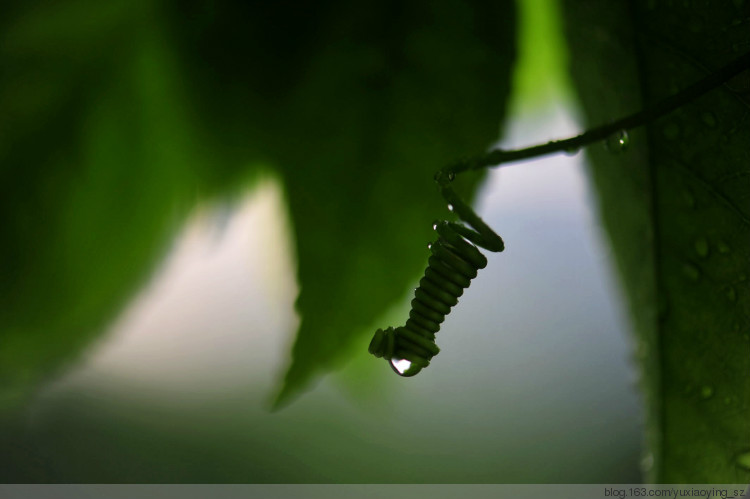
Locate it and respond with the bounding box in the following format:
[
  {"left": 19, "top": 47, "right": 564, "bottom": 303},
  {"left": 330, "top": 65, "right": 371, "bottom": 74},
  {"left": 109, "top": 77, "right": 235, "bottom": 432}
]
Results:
[{"left": 439, "top": 51, "right": 750, "bottom": 177}]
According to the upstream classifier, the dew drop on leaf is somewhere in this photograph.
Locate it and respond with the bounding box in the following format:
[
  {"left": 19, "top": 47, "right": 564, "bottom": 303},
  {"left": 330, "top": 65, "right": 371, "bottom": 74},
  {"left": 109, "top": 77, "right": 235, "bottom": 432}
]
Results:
[
  {"left": 433, "top": 170, "right": 455, "bottom": 184},
  {"left": 604, "top": 129, "right": 629, "bottom": 153},
  {"left": 700, "top": 111, "right": 717, "bottom": 128},
  {"left": 735, "top": 451, "right": 750, "bottom": 471},
  {"left": 694, "top": 237, "right": 709, "bottom": 258},
  {"left": 447, "top": 203, "right": 454, "bottom": 212},
  {"left": 682, "top": 262, "right": 701, "bottom": 281}
]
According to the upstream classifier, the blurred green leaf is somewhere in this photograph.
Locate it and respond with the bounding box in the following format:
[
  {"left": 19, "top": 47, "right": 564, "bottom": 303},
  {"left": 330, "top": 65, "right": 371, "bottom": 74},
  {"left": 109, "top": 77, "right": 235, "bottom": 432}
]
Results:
[
  {"left": 1, "top": 0, "right": 517, "bottom": 412},
  {"left": 0, "top": 2, "right": 211, "bottom": 409},
  {"left": 268, "top": 0, "right": 516, "bottom": 406},
  {"left": 563, "top": 0, "right": 749, "bottom": 482}
]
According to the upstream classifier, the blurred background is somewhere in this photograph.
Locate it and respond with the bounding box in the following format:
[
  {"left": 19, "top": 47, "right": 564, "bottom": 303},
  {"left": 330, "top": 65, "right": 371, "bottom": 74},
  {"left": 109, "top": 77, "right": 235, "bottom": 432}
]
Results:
[{"left": 1, "top": 0, "right": 644, "bottom": 483}]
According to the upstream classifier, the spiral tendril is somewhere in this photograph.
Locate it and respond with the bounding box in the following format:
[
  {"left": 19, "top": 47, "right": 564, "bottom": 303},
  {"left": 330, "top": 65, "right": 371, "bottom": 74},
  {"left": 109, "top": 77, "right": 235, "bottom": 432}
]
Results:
[{"left": 369, "top": 185, "right": 504, "bottom": 376}]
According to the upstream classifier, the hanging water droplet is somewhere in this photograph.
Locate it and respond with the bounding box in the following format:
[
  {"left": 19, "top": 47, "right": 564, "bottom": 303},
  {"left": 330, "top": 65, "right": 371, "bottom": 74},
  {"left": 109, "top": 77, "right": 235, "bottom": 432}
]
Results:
[
  {"left": 427, "top": 243, "right": 432, "bottom": 250},
  {"left": 433, "top": 170, "right": 455, "bottom": 184},
  {"left": 447, "top": 203, "right": 454, "bottom": 212},
  {"left": 736, "top": 451, "right": 750, "bottom": 471},
  {"left": 682, "top": 262, "right": 701, "bottom": 281},
  {"left": 564, "top": 145, "right": 580, "bottom": 156},
  {"left": 700, "top": 386, "right": 714, "bottom": 399},
  {"left": 604, "top": 129, "right": 630, "bottom": 153},
  {"left": 390, "top": 358, "right": 413, "bottom": 375},
  {"left": 432, "top": 223, "right": 438, "bottom": 231},
  {"left": 694, "top": 237, "right": 709, "bottom": 258}
]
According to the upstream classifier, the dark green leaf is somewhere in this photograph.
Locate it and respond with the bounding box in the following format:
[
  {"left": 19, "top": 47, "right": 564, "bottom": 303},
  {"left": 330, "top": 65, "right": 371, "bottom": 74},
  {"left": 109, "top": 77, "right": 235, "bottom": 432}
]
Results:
[
  {"left": 269, "top": 0, "right": 516, "bottom": 407},
  {"left": 0, "top": 2, "right": 208, "bottom": 409},
  {"left": 564, "top": 0, "right": 750, "bottom": 482}
]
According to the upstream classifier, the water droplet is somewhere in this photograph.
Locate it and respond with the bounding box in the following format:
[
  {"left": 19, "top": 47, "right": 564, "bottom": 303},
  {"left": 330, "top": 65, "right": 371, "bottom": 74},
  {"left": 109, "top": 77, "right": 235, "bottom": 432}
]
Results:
[
  {"left": 390, "top": 358, "right": 413, "bottom": 375},
  {"left": 663, "top": 122, "right": 681, "bottom": 140},
  {"left": 432, "top": 223, "right": 438, "bottom": 230},
  {"left": 694, "top": 237, "right": 709, "bottom": 258},
  {"left": 433, "top": 170, "right": 455, "bottom": 184},
  {"left": 717, "top": 241, "right": 731, "bottom": 254},
  {"left": 682, "top": 189, "right": 696, "bottom": 208},
  {"left": 701, "top": 386, "right": 714, "bottom": 399},
  {"left": 447, "top": 204, "right": 454, "bottom": 212},
  {"left": 726, "top": 286, "right": 737, "bottom": 302},
  {"left": 427, "top": 243, "right": 432, "bottom": 250},
  {"left": 735, "top": 451, "right": 750, "bottom": 471},
  {"left": 682, "top": 262, "right": 701, "bottom": 281},
  {"left": 701, "top": 111, "right": 717, "bottom": 128},
  {"left": 604, "top": 129, "right": 630, "bottom": 153},
  {"left": 564, "top": 145, "right": 580, "bottom": 156},
  {"left": 640, "top": 453, "right": 654, "bottom": 473}
]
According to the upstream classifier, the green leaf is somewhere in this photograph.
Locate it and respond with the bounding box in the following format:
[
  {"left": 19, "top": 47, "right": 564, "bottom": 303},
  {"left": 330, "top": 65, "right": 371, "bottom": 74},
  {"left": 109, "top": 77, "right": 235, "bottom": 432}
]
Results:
[
  {"left": 270, "top": 0, "right": 517, "bottom": 407},
  {"left": 563, "top": 0, "right": 750, "bottom": 482},
  {"left": 0, "top": 2, "right": 208, "bottom": 409}
]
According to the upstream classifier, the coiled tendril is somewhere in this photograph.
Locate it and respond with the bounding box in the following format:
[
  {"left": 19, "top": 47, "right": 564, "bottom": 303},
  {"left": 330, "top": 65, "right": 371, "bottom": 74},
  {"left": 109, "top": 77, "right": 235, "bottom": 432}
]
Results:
[{"left": 368, "top": 184, "right": 504, "bottom": 376}]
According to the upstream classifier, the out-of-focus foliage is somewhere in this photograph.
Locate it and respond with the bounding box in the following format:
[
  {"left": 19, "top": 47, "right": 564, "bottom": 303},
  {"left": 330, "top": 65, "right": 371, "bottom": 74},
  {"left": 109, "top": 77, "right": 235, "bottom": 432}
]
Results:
[
  {"left": 0, "top": 0, "right": 206, "bottom": 410},
  {"left": 563, "top": 0, "right": 750, "bottom": 482},
  {"left": 0, "top": 0, "right": 516, "bottom": 410},
  {"left": 266, "top": 0, "right": 516, "bottom": 406}
]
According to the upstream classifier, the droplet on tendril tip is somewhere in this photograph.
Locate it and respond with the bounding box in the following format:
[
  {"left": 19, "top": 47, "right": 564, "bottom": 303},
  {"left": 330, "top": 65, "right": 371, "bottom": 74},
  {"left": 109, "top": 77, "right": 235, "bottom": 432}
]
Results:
[
  {"left": 390, "top": 358, "right": 413, "bottom": 376},
  {"left": 604, "top": 129, "right": 630, "bottom": 153},
  {"left": 434, "top": 170, "right": 455, "bottom": 184}
]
